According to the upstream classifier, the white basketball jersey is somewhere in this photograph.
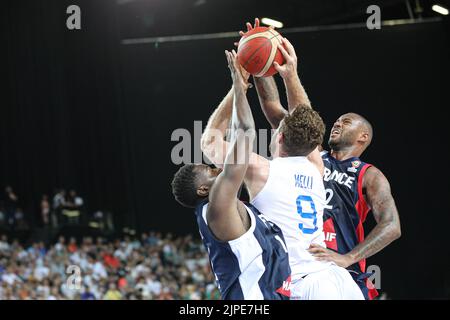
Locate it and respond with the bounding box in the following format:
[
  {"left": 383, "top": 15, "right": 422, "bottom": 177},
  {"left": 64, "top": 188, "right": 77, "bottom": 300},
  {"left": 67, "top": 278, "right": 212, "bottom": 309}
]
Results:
[{"left": 251, "top": 156, "right": 334, "bottom": 281}]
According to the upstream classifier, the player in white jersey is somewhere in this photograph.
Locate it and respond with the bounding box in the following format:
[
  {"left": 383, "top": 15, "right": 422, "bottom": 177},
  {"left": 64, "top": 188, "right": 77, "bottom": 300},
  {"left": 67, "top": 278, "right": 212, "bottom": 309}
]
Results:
[{"left": 201, "top": 20, "right": 363, "bottom": 299}]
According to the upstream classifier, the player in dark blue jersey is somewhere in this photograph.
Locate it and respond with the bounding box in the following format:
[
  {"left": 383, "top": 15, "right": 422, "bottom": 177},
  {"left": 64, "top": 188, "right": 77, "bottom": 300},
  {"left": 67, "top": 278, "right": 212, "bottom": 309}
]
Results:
[
  {"left": 308, "top": 114, "right": 401, "bottom": 299},
  {"left": 171, "top": 50, "right": 291, "bottom": 300},
  {"left": 247, "top": 18, "right": 401, "bottom": 300}
]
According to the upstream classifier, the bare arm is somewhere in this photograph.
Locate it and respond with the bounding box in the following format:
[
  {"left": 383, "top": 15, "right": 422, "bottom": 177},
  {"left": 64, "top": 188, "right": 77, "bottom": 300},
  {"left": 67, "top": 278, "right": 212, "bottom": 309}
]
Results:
[
  {"left": 309, "top": 166, "right": 401, "bottom": 267},
  {"left": 346, "top": 167, "right": 401, "bottom": 263},
  {"left": 253, "top": 37, "right": 312, "bottom": 129},
  {"left": 200, "top": 88, "right": 233, "bottom": 168},
  {"left": 200, "top": 51, "right": 269, "bottom": 199},
  {"left": 239, "top": 17, "right": 309, "bottom": 128},
  {"left": 254, "top": 76, "right": 287, "bottom": 129},
  {"left": 207, "top": 50, "right": 256, "bottom": 242},
  {"left": 273, "top": 37, "right": 311, "bottom": 112}
]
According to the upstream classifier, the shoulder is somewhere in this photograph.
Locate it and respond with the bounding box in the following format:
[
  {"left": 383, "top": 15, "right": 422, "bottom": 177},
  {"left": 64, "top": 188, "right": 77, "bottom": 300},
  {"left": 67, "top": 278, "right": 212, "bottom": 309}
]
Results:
[
  {"left": 362, "top": 166, "right": 391, "bottom": 191},
  {"left": 247, "top": 154, "right": 270, "bottom": 173},
  {"left": 320, "top": 150, "right": 329, "bottom": 158}
]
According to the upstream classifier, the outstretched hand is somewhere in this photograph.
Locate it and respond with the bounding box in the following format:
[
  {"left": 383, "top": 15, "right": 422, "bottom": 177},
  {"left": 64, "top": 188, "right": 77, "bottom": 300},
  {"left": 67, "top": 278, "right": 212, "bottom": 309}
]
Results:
[
  {"left": 225, "top": 50, "right": 251, "bottom": 90},
  {"left": 273, "top": 37, "right": 298, "bottom": 80},
  {"left": 234, "top": 17, "right": 274, "bottom": 47}
]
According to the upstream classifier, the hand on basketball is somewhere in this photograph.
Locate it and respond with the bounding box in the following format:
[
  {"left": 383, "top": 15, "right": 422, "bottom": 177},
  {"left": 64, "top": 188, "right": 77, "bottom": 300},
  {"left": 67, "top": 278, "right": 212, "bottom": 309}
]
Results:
[
  {"left": 234, "top": 18, "right": 274, "bottom": 47},
  {"left": 273, "top": 37, "right": 298, "bottom": 80},
  {"left": 308, "top": 243, "right": 354, "bottom": 268},
  {"left": 225, "top": 50, "right": 251, "bottom": 91}
]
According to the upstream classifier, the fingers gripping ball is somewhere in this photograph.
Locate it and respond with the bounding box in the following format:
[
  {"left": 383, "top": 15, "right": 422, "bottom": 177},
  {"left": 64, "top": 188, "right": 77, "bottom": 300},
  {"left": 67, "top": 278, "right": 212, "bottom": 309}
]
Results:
[{"left": 237, "top": 27, "right": 284, "bottom": 77}]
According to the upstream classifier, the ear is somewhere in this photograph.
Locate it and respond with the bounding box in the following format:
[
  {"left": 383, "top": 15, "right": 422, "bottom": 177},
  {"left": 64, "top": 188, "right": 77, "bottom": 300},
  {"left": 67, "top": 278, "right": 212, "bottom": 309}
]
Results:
[
  {"left": 197, "top": 185, "right": 209, "bottom": 197},
  {"left": 278, "top": 132, "right": 284, "bottom": 144},
  {"left": 358, "top": 132, "right": 369, "bottom": 144}
]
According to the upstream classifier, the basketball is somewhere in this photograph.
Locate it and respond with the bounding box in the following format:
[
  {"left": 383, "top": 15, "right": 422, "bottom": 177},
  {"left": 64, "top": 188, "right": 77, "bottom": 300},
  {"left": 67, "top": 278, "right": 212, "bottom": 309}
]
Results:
[{"left": 237, "top": 26, "right": 285, "bottom": 77}]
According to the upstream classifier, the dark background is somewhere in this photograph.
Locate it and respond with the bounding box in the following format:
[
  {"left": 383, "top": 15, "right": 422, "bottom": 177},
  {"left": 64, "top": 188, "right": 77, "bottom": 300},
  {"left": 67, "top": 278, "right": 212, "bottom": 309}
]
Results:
[{"left": 2, "top": 0, "right": 450, "bottom": 298}]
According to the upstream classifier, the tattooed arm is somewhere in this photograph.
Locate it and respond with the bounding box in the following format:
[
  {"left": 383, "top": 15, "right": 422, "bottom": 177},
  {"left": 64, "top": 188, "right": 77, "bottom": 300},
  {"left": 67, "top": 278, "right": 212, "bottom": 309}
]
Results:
[
  {"left": 254, "top": 37, "right": 311, "bottom": 129},
  {"left": 273, "top": 37, "right": 311, "bottom": 112},
  {"left": 309, "top": 166, "right": 401, "bottom": 267},
  {"left": 254, "top": 76, "right": 287, "bottom": 129},
  {"left": 346, "top": 167, "right": 401, "bottom": 263}
]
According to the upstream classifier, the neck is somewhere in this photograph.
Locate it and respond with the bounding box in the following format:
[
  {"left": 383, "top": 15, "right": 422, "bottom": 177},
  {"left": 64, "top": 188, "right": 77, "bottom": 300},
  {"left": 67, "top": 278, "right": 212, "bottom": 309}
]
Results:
[
  {"left": 278, "top": 150, "right": 288, "bottom": 158},
  {"left": 330, "top": 146, "right": 362, "bottom": 161}
]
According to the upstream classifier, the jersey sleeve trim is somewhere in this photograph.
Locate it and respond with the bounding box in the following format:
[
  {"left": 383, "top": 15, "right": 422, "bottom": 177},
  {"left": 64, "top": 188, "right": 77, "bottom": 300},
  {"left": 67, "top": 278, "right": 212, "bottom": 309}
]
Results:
[{"left": 356, "top": 163, "right": 372, "bottom": 223}]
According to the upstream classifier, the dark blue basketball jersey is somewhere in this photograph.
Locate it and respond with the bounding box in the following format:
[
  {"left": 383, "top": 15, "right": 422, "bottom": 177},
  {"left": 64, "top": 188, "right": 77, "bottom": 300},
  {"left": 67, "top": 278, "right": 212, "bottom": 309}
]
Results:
[
  {"left": 195, "top": 200, "right": 292, "bottom": 300},
  {"left": 321, "top": 151, "right": 378, "bottom": 299}
]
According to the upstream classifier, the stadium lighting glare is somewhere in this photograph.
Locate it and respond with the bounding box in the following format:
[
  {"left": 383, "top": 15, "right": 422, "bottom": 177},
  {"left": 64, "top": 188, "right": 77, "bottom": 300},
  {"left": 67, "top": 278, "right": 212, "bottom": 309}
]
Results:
[
  {"left": 261, "top": 17, "right": 284, "bottom": 29},
  {"left": 432, "top": 4, "right": 449, "bottom": 15}
]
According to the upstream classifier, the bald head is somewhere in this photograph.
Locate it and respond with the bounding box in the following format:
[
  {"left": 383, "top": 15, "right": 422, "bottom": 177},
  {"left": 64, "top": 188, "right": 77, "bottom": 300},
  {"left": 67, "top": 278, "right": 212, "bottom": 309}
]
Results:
[
  {"left": 345, "top": 113, "right": 373, "bottom": 146},
  {"left": 328, "top": 113, "right": 373, "bottom": 154}
]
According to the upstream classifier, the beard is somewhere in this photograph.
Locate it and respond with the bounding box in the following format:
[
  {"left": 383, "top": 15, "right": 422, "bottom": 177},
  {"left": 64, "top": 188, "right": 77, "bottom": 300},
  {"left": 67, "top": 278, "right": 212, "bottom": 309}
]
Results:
[{"left": 328, "top": 133, "right": 353, "bottom": 151}]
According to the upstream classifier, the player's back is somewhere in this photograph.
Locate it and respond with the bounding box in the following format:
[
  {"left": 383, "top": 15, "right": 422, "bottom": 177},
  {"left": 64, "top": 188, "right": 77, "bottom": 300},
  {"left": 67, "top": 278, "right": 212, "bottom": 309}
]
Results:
[
  {"left": 251, "top": 156, "right": 334, "bottom": 281},
  {"left": 195, "top": 200, "right": 292, "bottom": 300}
]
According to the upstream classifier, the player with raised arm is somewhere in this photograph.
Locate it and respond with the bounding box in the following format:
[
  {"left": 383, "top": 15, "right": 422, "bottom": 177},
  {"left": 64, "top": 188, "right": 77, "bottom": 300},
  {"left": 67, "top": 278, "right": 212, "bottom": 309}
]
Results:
[
  {"left": 171, "top": 50, "right": 291, "bottom": 300},
  {"left": 250, "top": 18, "right": 401, "bottom": 299},
  {"left": 200, "top": 21, "right": 363, "bottom": 300}
]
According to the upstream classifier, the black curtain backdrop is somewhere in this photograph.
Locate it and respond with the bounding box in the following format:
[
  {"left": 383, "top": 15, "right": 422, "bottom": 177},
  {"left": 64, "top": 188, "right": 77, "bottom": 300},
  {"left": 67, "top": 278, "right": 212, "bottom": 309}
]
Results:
[{"left": 2, "top": 0, "right": 450, "bottom": 298}]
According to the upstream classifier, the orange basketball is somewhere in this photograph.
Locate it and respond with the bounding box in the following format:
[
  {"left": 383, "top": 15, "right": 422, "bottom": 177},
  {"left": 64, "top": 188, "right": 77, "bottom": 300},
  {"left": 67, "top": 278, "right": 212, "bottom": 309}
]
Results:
[{"left": 237, "top": 27, "right": 284, "bottom": 77}]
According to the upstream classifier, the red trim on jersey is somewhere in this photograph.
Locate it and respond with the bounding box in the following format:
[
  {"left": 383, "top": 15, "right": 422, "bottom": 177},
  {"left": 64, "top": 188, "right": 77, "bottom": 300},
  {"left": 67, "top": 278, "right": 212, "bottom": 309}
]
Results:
[
  {"left": 355, "top": 220, "right": 366, "bottom": 272},
  {"left": 355, "top": 163, "right": 372, "bottom": 272},
  {"left": 356, "top": 164, "right": 372, "bottom": 223},
  {"left": 366, "top": 278, "right": 379, "bottom": 300},
  {"left": 355, "top": 164, "right": 379, "bottom": 299},
  {"left": 323, "top": 218, "right": 338, "bottom": 251},
  {"left": 276, "top": 275, "right": 292, "bottom": 297}
]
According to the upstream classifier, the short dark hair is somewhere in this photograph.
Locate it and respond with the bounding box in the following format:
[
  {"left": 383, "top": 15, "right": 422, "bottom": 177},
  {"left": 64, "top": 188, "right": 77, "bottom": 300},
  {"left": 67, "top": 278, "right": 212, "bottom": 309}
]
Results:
[
  {"left": 171, "top": 164, "right": 200, "bottom": 208},
  {"left": 280, "top": 105, "right": 325, "bottom": 156}
]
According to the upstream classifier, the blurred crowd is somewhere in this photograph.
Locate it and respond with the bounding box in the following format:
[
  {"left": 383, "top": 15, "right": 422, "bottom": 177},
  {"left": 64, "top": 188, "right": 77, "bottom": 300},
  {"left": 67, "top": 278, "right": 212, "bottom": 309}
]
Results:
[
  {"left": 0, "top": 185, "right": 113, "bottom": 232},
  {"left": 0, "top": 232, "right": 220, "bottom": 300}
]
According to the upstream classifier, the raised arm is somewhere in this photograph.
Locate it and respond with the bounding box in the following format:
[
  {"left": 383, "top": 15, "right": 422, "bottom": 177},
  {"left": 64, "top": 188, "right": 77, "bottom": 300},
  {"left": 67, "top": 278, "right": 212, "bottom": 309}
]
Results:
[
  {"left": 253, "top": 33, "right": 312, "bottom": 130},
  {"left": 207, "top": 50, "right": 256, "bottom": 241},
  {"left": 200, "top": 87, "right": 234, "bottom": 168},
  {"left": 273, "top": 37, "right": 311, "bottom": 112},
  {"left": 254, "top": 76, "right": 287, "bottom": 129},
  {"left": 200, "top": 46, "right": 268, "bottom": 200}
]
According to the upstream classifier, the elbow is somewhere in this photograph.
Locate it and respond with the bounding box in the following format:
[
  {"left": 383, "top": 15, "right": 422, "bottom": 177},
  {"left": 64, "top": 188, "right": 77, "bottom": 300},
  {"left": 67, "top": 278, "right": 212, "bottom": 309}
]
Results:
[
  {"left": 242, "top": 124, "right": 256, "bottom": 136},
  {"left": 236, "top": 117, "right": 255, "bottom": 132},
  {"left": 236, "top": 121, "right": 256, "bottom": 138},
  {"left": 200, "top": 133, "right": 213, "bottom": 152},
  {"left": 239, "top": 126, "right": 256, "bottom": 144},
  {"left": 392, "top": 224, "right": 401, "bottom": 240},
  {"left": 200, "top": 136, "right": 208, "bottom": 152},
  {"left": 386, "top": 222, "right": 401, "bottom": 241}
]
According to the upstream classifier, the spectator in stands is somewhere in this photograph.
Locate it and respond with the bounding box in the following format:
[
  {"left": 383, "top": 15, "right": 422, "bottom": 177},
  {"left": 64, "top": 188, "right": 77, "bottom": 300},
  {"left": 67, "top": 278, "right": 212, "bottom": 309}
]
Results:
[
  {"left": 4, "top": 186, "right": 19, "bottom": 225},
  {"left": 69, "top": 190, "right": 84, "bottom": 209},
  {"left": 52, "top": 189, "right": 66, "bottom": 210},
  {"left": 0, "top": 202, "right": 6, "bottom": 227},
  {"left": 0, "top": 232, "right": 219, "bottom": 300},
  {"left": 67, "top": 237, "right": 77, "bottom": 253},
  {"left": 14, "top": 208, "right": 28, "bottom": 231},
  {"left": 52, "top": 189, "right": 66, "bottom": 227},
  {"left": 80, "top": 286, "right": 96, "bottom": 300},
  {"left": 103, "top": 282, "right": 122, "bottom": 300},
  {"left": 40, "top": 195, "right": 50, "bottom": 227},
  {"left": 63, "top": 190, "right": 84, "bottom": 225},
  {"left": 0, "top": 235, "right": 9, "bottom": 252}
]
